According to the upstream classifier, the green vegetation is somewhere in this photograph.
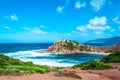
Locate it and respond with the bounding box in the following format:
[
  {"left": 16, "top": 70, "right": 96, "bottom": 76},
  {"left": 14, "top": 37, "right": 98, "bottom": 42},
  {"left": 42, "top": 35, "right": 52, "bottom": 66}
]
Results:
[
  {"left": 79, "top": 47, "right": 84, "bottom": 51},
  {"left": 54, "top": 70, "right": 82, "bottom": 79},
  {"left": 67, "top": 74, "right": 77, "bottom": 78},
  {"left": 101, "top": 51, "right": 120, "bottom": 63},
  {"left": 72, "top": 60, "right": 113, "bottom": 70},
  {"left": 67, "top": 42, "right": 74, "bottom": 51},
  {"left": 72, "top": 41, "right": 79, "bottom": 45},
  {"left": 79, "top": 45, "right": 87, "bottom": 51},
  {"left": 0, "top": 54, "right": 50, "bottom": 75},
  {"left": 87, "top": 47, "right": 91, "bottom": 51},
  {"left": 63, "top": 41, "right": 75, "bottom": 51},
  {"left": 72, "top": 51, "right": 120, "bottom": 70}
]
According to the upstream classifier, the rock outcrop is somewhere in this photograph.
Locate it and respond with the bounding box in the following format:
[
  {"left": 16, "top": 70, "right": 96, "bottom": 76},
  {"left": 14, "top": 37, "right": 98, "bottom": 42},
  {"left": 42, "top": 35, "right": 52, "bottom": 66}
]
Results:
[
  {"left": 45, "top": 39, "right": 100, "bottom": 53},
  {"left": 37, "top": 40, "right": 120, "bottom": 54}
]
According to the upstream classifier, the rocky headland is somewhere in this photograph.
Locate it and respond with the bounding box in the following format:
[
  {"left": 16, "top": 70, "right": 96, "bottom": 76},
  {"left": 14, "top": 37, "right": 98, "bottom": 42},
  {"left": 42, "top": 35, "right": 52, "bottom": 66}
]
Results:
[{"left": 37, "top": 39, "right": 120, "bottom": 54}]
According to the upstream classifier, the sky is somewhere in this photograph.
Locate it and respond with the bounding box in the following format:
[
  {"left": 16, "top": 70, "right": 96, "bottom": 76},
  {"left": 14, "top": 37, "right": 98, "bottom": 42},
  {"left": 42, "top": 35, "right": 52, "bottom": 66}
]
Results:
[{"left": 0, "top": 0, "right": 120, "bottom": 43}]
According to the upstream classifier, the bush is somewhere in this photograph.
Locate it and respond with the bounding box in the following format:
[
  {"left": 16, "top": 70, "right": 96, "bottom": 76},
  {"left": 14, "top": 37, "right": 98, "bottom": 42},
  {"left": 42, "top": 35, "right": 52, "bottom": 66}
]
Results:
[
  {"left": 64, "top": 42, "right": 75, "bottom": 51},
  {"left": 79, "top": 47, "right": 83, "bottom": 51},
  {"left": 72, "top": 60, "right": 113, "bottom": 70},
  {"left": 0, "top": 54, "right": 24, "bottom": 66},
  {"left": 101, "top": 51, "right": 120, "bottom": 63},
  {"left": 0, "top": 54, "right": 50, "bottom": 75}
]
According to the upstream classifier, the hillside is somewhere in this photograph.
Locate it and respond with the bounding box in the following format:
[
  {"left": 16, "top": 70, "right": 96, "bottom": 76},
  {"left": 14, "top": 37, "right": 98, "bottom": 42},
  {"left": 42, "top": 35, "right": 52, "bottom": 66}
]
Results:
[
  {"left": 45, "top": 39, "right": 100, "bottom": 53},
  {"left": 99, "top": 43, "right": 120, "bottom": 53},
  {"left": 37, "top": 39, "right": 120, "bottom": 54},
  {"left": 0, "top": 54, "right": 50, "bottom": 75}
]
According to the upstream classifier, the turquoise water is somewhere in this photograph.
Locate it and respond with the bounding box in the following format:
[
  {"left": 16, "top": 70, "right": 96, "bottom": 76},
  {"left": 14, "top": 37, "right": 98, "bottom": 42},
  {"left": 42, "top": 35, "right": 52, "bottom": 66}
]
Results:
[
  {"left": 0, "top": 43, "right": 106, "bottom": 67},
  {"left": 3, "top": 50, "right": 106, "bottom": 67}
]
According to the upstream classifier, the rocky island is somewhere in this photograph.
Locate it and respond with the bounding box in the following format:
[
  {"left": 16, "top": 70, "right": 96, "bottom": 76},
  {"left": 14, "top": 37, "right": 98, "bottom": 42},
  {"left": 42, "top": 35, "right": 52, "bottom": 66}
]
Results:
[{"left": 37, "top": 39, "right": 120, "bottom": 54}]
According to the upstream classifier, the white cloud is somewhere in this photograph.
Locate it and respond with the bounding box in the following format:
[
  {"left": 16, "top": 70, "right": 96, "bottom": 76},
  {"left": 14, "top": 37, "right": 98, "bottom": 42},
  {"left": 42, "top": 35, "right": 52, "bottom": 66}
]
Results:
[
  {"left": 64, "top": 33, "right": 71, "bottom": 36},
  {"left": 107, "top": 34, "right": 111, "bottom": 36},
  {"left": 22, "top": 27, "right": 31, "bottom": 30},
  {"left": 90, "top": 0, "right": 106, "bottom": 11},
  {"left": 94, "top": 31, "right": 103, "bottom": 34},
  {"left": 4, "top": 26, "right": 10, "bottom": 30},
  {"left": 56, "top": 0, "right": 71, "bottom": 14},
  {"left": 75, "top": 1, "right": 85, "bottom": 9},
  {"left": 56, "top": 6, "right": 64, "bottom": 13},
  {"left": 86, "top": 24, "right": 111, "bottom": 31},
  {"left": 80, "top": 33, "right": 88, "bottom": 36},
  {"left": 40, "top": 25, "right": 45, "bottom": 28},
  {"left": 119, "top": 26, "right": 120, "bottom": 30},
  {"left": 76, "top": 26, "right": 87, "bottom": 32},
  {"left": 4, "top": 13, "right": 19, "bottom": 21},
  {"left": 22, "top": 27, "right": 47, "bottom": 34},
  {"left": 76, "top": 16, "right": 111, "bottom": 34},
  {"left": 32, "top": 27, "right": 47, "bottom": 34},
  {"left": 110, "top": 29, "right": 115, "bottom": 32},
  {"left": 90, "top": 17, "right": 106, "bottom": 25},
  {"left": 113, "top": 16, "right": 120, "bottom": 24}
]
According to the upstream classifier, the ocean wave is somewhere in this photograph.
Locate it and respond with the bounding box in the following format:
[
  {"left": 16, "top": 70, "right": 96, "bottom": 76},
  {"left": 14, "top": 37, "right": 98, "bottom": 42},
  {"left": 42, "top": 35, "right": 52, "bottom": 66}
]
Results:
[{"left": 3, "top": 50, "right": 105, "bottom": 67}]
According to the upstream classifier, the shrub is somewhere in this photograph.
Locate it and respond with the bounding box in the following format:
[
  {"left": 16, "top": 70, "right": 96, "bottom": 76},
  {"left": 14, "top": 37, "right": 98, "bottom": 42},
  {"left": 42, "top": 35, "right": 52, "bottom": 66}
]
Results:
[
  {"left": 0, "top": 54, "right": 50, "bottom": 75},
  {"left": 72, "top": 60, "right": 113, "bottom": 70},
  {"left": 79, "top": 47, "right": 83, "bottom": 51},
  {"left": 101, "top": 51, "right": 120, "bottom": 63},
  {"left": 67, "top": 42, "right": 74, "bottom": 51}
]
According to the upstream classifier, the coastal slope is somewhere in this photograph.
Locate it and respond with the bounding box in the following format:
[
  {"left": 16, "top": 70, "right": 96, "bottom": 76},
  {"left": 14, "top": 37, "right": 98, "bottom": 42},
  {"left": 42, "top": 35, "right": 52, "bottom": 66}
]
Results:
[
  {"left": 44, "top": 39, "right": 101, "bottom": 53},
  {"left": 38, "top": 39, "right": 120, "bottom": 54}
]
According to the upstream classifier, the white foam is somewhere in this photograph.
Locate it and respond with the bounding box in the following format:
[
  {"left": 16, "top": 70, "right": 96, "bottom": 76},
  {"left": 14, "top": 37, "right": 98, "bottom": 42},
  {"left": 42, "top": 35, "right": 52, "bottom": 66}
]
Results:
[
  {"left": 4, "top": 50, "right": 74, "bottom": 67},
  {"left": 3, "top": 50, "right": 104, "bottom": 67},
  {"left": 5, "top": 50, "right": 51, "bottom": 57},
  {"left": 21, "top": 58, "right": 73, "bottom": 67}
]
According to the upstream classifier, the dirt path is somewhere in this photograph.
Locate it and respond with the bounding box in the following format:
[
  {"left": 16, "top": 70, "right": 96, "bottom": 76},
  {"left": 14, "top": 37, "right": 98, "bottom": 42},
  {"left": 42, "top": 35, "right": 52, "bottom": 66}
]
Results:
[
  {"left": 0, "top": 70, "right": 110, "bottom": 80},
  {"left": 0, "top": 72, "right": 78, "bottom": 80},
  {"left": 87, "top": 69, "right": 120, "bottom": 80},
  {"left": 1, "top": 63, "right": 120, "bottom": 80}
]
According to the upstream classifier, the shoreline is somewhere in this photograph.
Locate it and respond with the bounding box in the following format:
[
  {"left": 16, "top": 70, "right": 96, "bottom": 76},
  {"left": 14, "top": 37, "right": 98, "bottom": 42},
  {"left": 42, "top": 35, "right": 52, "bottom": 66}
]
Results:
[
  {"left": 36, "top": 50, "right": 110, "bottom": 55},
  {"left": 79, "top": 51, "right": 110, "bottom": 55}
]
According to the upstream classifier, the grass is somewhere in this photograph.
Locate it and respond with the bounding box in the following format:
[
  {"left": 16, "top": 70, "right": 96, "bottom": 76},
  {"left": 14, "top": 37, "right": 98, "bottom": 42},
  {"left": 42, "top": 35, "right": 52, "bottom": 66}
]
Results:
[
  {"left": 0, "top": 54, "right": 50, "bottom": 75},
  {"left": 72, "top": 51, "right": 120, "bottom": 70},
  {"left": 101, "top": 51, "right": 120, "bottom": 63},
  {"left": 72, "top": 60, "right": 113, "bottom": 70}
]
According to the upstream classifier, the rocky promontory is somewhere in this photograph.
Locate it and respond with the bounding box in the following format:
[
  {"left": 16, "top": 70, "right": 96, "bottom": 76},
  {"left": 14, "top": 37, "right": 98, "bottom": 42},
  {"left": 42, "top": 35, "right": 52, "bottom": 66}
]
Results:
[
  {"left": 37, "top": 39, "right": 120, "bottom": 54},
  {"left": 37, "top": 39, "right": 104, "bottom": 53}
]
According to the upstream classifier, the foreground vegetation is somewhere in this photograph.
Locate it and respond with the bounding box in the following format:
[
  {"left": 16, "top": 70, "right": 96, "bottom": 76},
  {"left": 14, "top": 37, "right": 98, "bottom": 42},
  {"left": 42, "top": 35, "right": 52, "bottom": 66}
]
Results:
[
  {"left": 0, "top": 54, "right": 50, "bottom": 75},
  {"left": 72, "top": 51, "right": 120, "bottom": 70},
  {"left": 101, "top": 51, "right": 120, "bottom": 63},
  {"left": 72, "top": 60, "right": 113, "bottom": 70},
  {"left": 0, "top": 50, "right": 119, "bottom": 75}
]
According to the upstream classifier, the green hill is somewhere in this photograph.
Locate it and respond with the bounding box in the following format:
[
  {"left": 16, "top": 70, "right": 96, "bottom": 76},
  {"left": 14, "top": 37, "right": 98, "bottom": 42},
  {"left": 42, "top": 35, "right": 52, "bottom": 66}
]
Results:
[
  {"left": 0, "top": 54, "right": 50, "bottom": 75},
  {"left": 101, "top": 51, "right": 120, "bottom": 63}
]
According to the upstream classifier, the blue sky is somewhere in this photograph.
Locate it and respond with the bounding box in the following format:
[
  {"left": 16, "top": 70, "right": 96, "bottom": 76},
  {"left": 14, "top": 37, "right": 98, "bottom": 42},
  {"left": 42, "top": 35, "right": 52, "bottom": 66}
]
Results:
[{"left": 0, "top": 0, "right": 120, "bottom": 43}]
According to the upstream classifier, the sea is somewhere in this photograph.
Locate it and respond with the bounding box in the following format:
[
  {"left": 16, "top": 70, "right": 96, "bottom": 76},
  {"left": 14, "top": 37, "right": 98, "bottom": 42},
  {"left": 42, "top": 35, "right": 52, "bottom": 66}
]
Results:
[{"left": 0, "top": 43, "right": 107, "bottom": 67}]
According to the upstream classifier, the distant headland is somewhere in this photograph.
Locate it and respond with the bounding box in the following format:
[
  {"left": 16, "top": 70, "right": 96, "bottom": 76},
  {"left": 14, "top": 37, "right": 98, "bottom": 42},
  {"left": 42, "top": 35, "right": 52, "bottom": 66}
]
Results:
[{"left": 37, "top": 39, "right": 120, "bottom": 54}]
